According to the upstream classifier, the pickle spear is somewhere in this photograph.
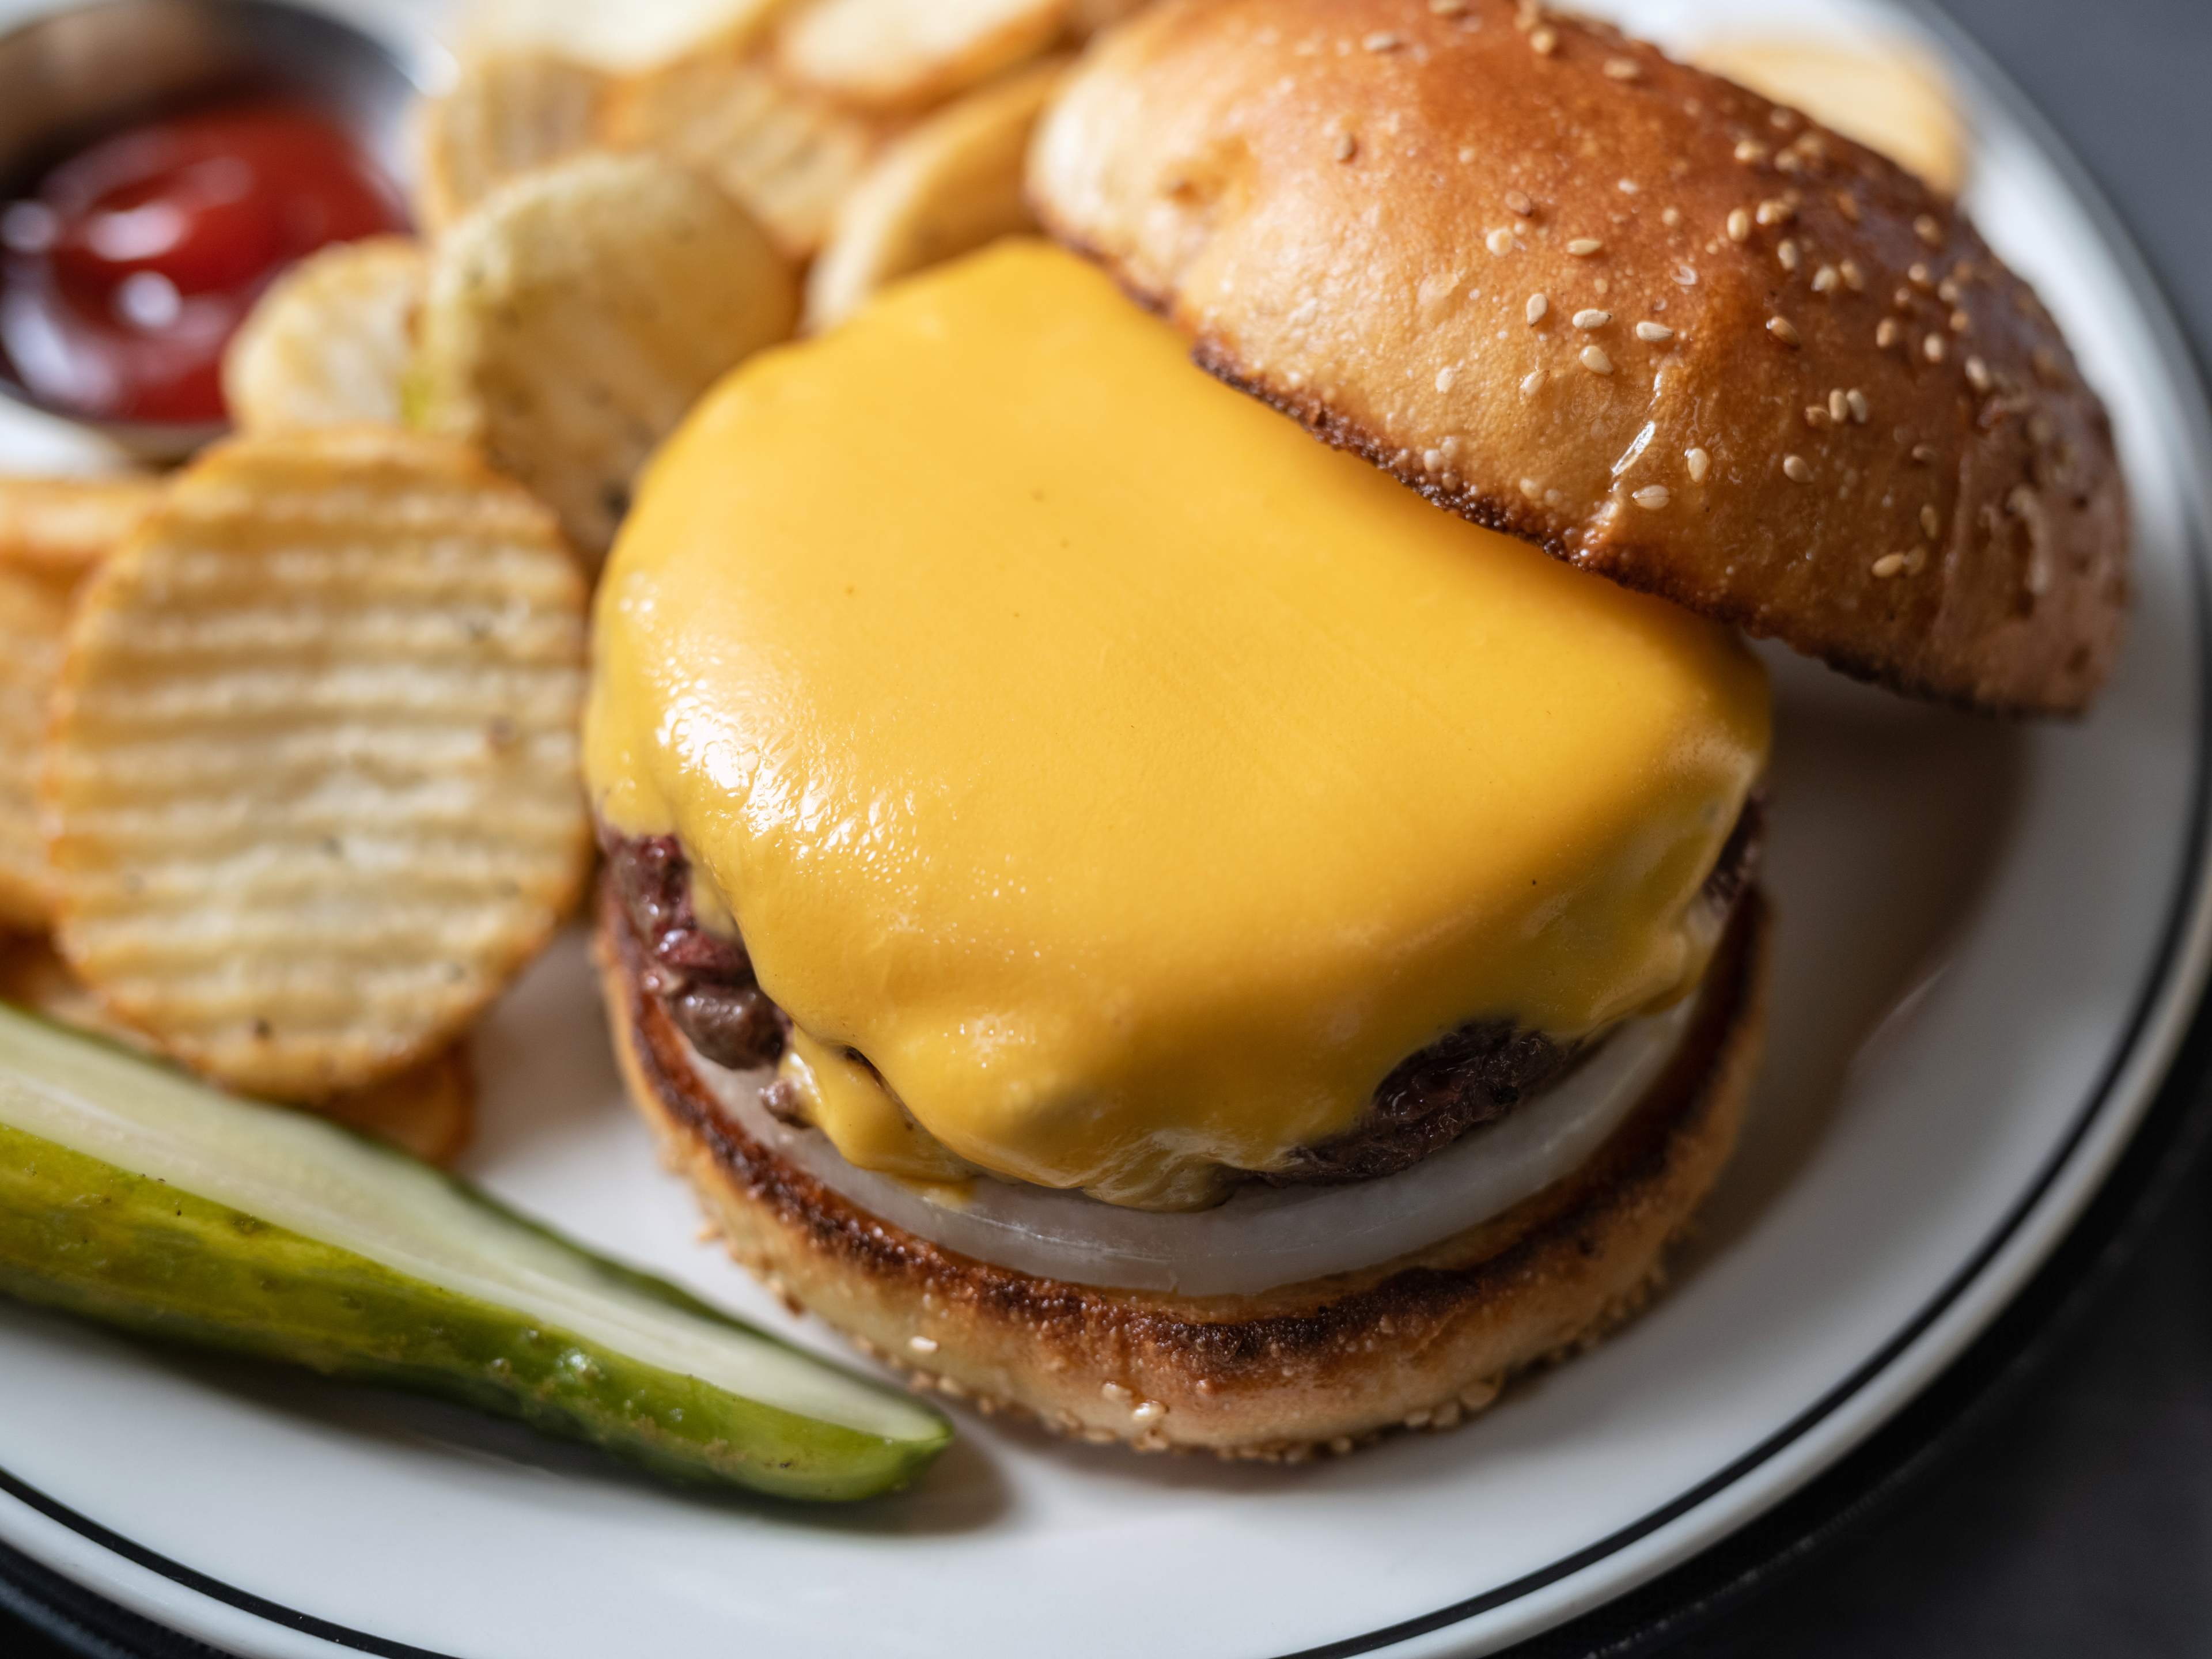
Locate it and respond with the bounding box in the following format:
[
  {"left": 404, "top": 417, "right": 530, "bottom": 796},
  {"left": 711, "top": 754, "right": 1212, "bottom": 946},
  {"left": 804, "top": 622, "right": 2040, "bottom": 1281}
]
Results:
[{"left": 0, "top": 1006, "right": 949, "bottom": 1499}]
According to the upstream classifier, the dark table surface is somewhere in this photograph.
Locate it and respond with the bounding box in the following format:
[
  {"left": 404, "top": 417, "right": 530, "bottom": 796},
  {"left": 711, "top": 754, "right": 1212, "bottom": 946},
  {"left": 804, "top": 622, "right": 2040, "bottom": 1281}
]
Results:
[{"left": 7, "top": 0, "right": 2212, "bottom": 1654}]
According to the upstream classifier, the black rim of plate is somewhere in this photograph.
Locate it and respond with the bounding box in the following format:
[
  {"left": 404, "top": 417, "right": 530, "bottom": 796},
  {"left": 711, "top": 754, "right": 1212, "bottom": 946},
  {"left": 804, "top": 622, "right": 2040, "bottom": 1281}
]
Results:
[{"left": 5, "top": 2, "right": 2212, "bottom": 1655}]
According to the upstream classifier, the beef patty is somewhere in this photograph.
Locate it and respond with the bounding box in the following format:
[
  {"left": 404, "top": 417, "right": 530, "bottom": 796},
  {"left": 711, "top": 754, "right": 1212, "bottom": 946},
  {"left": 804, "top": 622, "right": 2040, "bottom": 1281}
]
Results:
[{"left": 601, "top": 799, "right": 1762, "bottom": 1193}]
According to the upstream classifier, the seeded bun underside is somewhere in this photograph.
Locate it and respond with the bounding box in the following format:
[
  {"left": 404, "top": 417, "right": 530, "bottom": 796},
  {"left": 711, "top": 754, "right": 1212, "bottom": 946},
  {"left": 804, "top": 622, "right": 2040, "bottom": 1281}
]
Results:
[
  {"left": 599, "top": 884, "right": 1769, "bottom": 1459},
  {"left": 1029, "top": 0, "right": 2127, "bottom": 715}
]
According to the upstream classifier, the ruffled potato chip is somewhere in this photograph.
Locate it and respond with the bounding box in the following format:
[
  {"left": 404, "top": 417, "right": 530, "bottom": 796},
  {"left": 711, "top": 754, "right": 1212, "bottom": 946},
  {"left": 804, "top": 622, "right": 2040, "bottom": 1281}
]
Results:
[
  {"left": 605, "top": 47, "right": 888, "bottom": 261},
  {"left": 45, "top": 427, "right": 590, "bottom": 1104},
  {"left": 412, "top": 151, "right": 797, "bottom": 560},
  {"left": 0, "top": 475, "right": 161, "bottom": 582},
  {"left": 413, "top": 52, "right": 611, "bottom": 232},
  {"left": 455, "top": 0, "right": 782, "bottom": 71},
  {"left": 0, "top": 565, "right": 71, "bottom": 931},
  {"left": 775, "top": 0, "right": 1067, "bottom": 112},
  {"left": 223, "top": 237, "right": 427, "bottom": 431},
  {"left": 805, "top": 58, "right": 1066, "bottom": 331}
]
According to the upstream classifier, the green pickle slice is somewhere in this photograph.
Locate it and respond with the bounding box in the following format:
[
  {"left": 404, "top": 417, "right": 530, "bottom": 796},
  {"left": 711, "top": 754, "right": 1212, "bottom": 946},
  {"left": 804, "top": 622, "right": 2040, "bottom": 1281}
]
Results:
[{"left": 0, "top": 1006, "right": 950, "bottom": 1500}]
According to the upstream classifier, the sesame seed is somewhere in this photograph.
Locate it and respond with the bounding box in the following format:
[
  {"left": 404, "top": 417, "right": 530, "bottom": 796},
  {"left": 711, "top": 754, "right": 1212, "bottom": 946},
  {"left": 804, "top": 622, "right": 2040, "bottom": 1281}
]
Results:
[
  {"left": 1430, "top": 0, "right": 1468, "bottom": 13},
  {"left": 1950, "top": 308, "right": 1972, "bottom": 334},
  {"left": 1529, "top": 25, "right": 1557, "bottom": 53},
  {"left": 1685, "top": 446, "right": 1711, "bottom": 482},
  {"left": 1486, "top": 227, "right": 1514, "bottom": 255},
  {"left": 1726, "top": 208, "right": 1752, "bottom": 241},
  {"left": 1662, "top": 206, "right": 1682, "bottom": 227},
  {"left": 1755, "top": 197, "right": 1794, "bottom": 226},
  {"left": 1101, "top": 1381, "right": 1132, "bottom": 1403},
  {"left": 1458, "top": 145, "right": 1477, "bottom": 163},
  {"left": 1921, "top": 505, "right": 1941, "bottom": 539},
  {"left": 1573, "top": 308, "right": 1611, "bottom": 329},
  {"left": 1635, "top": 320, "right": 1674, "bottom": 342},
  {"left": 1332, "top": 130, "right": 1358, "bottom": 162},
  {"left": 1783, "top": 454, "right": 1813, "bottom": 483},
  {"left": 1633, "top": 484, "right": 1671, "bottom": 509},
  {"left": 1847, "top": 388, "right": 1870, "bottom": 423},
  {"left": 909, "top": 1334, "right": 939, "bottom": 1354},
  {"left": 1567, "top": 237, "right": 1604, "bottom": 256},
  {"left": 1362, "top": 31, "right": 1401, "bottom": 51},
  {"left": 1915, "top": 214, "right": 1943, "bottom": 246},
  {"left": 1604, "top": 56, "right": 1641, "bottom": 80},
  {"left": 1912, "top": 443, "right": 1939, "bottom": 465},
  {"left": 1435, "top": 365, "right": 1459, "bottom": 392},
  {"left": 1520, "top": 368, "right": 1546, "bottom": 397},
  {"left": 1938, "top": 278, "right": 1961, "bottom": 304},
  {"left": 1767, "top": 316, "right": 1802, "bottom": 347},
  {"left": 1735, "top": 140, "right": 1767, "bottom": 165},
  {"left": 1923, "top": 333, "right": 1946, "bottom": 363},
  {"left": 1908, "top": 262, "right": 1933, "bottom": 289},
  {"left": 1778, "top": 238, "right": 1801, "bottom": 271},
  {"left": 1506, "top": 189, "right": 1535, "bottom": 216},
  {"left": 1812, "top": 264, "right": 1839, "bottom": 294},
  {"left": 1840, "top": 259, "right": 1866, "bottom": 291},
  {"left": 1965, "top": 355, "right": 1991, "bottom": 393},
  {"left": 1580, "top": 345, "right": 1614, "bottom": 374},
  {"left": 1422, "top": 448, "right": 1445, "bottom": 471},
  {"left": 1525, "top": 291, "right": 1548, "bottom": 324},
  {"left": 1675, "top": 263, "right": 1700, "bottom": 286},
  {"left": 1834, "top": 192, "right": 1862, "bottom": 223},
  {"left": 1876, "top": 318, "right": 1902, "bottom": 349},
  {"left": 1804, "top": 405, "right": 1829, "bottom": 429},
  {"left": 1519, "top": 476, "right": 1541, "bottom": 498},
  {"left": 1872, "top": 552, "right": 1907, "bottom": 578},
  {"left": 1829, "top": 389, "right": 1850, "bottom": 423},
  {"left": 1131, "top": 1400, "right": 1167, "bottom": 1425}
]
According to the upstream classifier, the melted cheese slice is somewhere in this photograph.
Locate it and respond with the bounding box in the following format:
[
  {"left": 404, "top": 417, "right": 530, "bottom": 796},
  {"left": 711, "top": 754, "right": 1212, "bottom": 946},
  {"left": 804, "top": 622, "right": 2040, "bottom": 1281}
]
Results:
[{"left": 587, "top": 240, "right": 1770, "bottom": 1209}]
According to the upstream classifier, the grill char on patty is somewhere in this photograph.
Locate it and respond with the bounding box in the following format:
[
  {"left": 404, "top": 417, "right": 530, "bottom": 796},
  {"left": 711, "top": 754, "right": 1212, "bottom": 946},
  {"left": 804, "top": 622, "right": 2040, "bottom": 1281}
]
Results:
[{"left": 601, "top": 798, "right": 1762, "bottom": 1193}]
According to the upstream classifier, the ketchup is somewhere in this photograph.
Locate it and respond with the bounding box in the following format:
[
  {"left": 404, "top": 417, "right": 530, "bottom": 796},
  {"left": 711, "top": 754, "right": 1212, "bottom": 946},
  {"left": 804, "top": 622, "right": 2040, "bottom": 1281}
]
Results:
[{"left": 0, "top": 98, "right": 408, "bottom": 425}]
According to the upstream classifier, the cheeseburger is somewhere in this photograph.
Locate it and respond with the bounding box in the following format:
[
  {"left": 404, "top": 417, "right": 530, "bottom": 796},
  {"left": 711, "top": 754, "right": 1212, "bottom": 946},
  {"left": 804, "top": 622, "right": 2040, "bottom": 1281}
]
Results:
[{"left": 586, "top": 0, "right": 2126, "bottom": 1459}]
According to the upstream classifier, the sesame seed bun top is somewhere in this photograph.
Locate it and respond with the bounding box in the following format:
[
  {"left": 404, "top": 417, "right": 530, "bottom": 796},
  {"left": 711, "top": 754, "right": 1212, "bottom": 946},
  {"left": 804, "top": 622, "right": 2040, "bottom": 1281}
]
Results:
[{"left": 1029, "top": 0, "right": 2127, "bottom": 714}]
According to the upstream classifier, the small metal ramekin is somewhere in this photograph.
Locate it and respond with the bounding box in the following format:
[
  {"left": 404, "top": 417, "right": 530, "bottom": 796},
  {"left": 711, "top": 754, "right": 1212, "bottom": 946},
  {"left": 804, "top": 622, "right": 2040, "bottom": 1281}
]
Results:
[{"left": 0, "top": 0, "right": 432, "bottom": 460}]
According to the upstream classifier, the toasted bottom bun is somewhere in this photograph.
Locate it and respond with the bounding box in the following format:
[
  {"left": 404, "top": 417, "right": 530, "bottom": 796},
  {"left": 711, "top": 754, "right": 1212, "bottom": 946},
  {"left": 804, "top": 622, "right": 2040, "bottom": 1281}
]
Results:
[{"left": 597, "top": 888, "right": 1769, "bottom": 1460}]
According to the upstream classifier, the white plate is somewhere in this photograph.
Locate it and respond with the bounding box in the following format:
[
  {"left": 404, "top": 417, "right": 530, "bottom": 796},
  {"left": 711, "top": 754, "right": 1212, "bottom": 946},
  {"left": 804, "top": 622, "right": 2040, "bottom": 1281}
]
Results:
[{"left": 3, "top": 1, "right": 2209, "bottom": 1655}]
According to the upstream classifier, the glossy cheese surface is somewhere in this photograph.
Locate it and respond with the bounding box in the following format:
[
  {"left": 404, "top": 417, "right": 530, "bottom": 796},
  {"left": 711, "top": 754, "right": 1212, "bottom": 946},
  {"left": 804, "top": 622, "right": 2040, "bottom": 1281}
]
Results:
[{"left": 586, "top": 241, "right": 1770, "bottom": 1208}]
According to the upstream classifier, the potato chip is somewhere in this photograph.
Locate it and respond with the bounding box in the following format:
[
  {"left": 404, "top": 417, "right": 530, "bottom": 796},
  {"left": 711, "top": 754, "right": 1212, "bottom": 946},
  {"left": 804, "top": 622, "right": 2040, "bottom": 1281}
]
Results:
[
  {"left": 1695, "top": 36, "right": 1969, "bottom": 196},
  {"left": 222, "top": 238, "right": 427, "bottom": 432},
  {"left": 805, "top": 58, "right": 1066, "bottom": 331},
  {"left": 412, "top": 151, "right": 798, "bottom": 561},
  {"left": 0, "top": 933, "right": 476, "bottom": 1163},
  {"left": 1069, "top": 0, "right": 1149, "bottom": 34},
  {"left": 775, "top": 0, "right": 1067, "bottom": 112},
  {"left": 0, "top": 931, "right": 155, "bottom": 1048},
  {"left": 0, "top": 565, "right": 71, "bottom": 931},
  {"left": 45, "top": 427, "right": 591, "bottom": 1104},
  {"left": 320, "top": 1043, "right": 477, "bottom": 1164},
  {"left": 0, "top": 475, "right": 161, "bottom": 582},
  {"left": 604, "top": 47, "right": 887, "bottom": 260},
  {"left": 414, "top": 52, "right": 611, "bottom": 233},
  {"left": 456, "top": 0, "right": 782, "bottom": 71}
]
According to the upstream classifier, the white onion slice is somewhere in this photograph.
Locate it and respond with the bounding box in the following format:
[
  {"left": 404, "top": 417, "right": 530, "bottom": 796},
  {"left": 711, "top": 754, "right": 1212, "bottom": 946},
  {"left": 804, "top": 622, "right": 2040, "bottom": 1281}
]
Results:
[{"left": 690, "top": 997, "right": 1695, "bottom": 1297}]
